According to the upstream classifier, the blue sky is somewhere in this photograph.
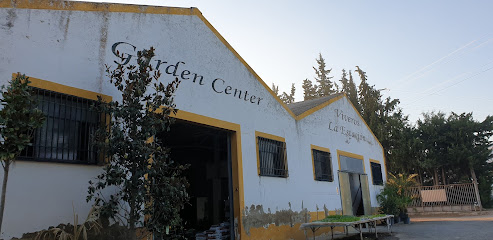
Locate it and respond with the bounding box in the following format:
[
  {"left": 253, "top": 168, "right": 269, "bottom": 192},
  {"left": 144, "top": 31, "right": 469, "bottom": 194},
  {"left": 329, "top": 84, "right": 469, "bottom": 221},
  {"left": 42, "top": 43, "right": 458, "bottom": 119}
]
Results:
[{"left": 76, "top": 0, "right": 493, "bottom": 123}]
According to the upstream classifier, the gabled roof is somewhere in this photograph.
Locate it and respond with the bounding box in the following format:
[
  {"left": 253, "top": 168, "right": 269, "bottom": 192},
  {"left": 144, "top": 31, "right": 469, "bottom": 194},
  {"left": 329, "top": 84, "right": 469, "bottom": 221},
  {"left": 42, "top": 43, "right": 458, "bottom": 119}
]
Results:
[
  {"left": 0, "top": 0, "right": 358, "bottom": 124},
  {"left": 288, "top": 93, "right": 385, "bottom": 153},
  {"left": 287, "top": 93, "right": 344, "bottom": 117},
  {"left": 1, "top": 0, "right": 299, "bottom": 118}
]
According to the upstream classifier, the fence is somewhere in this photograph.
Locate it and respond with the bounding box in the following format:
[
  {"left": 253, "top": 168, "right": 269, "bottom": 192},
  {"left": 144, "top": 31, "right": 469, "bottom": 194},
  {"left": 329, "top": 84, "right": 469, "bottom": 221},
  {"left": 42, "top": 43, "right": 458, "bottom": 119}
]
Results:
[{"left": 407, "top": 183, "right": 481, "bottom": 212}]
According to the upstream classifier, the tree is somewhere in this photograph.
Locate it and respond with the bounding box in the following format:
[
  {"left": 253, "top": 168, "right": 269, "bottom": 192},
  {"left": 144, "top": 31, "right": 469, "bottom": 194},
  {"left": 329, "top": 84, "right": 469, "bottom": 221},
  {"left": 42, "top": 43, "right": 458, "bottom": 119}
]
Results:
[
  {"left": 272, "top": 83, "right": 296, "bottom": 104},
  {"left": 313, "top": 53, "right": 337, "bottom": 96},
  {"left": 339, "top": 69, "right": 359, "bottom": 110},
  {"left": 354, "top": 66, "right": 404, "bottom": 175},
  {"left": 302, "top": 53, "right": 338, "bottom": 100},
  {"left": 413, "top": 112, "right": 493, "bottom": 206},
  {"left": 280, "top": 83, "right": 296, "bottom": 104},
  {"left": 87, "top": 47, "right": 188, "bottom": 239},
  {"left": 0, "top": 74, "right": 45, "bottom": 235},
  {"left": 271, "top": 83, "right": 279, "bottom": 96},
  {"left": 302, "top": 79, "right": 317, "bottom": 100}
]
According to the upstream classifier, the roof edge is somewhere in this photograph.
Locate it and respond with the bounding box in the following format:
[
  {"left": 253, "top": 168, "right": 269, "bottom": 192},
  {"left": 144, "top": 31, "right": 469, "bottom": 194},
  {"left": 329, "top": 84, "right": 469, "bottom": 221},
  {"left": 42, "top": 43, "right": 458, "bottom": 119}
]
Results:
[
  {"left": 295, "top": 93, "right": 385, "bottom": 152},
  {"left": 1, "top": 0, "right": 199, "bottom": 15},
  {"left": 1, "top": 0, "right": 297, "bottom": 119},
  {"left": 294, "top": 94, "right": 345, "bottom": 120}
]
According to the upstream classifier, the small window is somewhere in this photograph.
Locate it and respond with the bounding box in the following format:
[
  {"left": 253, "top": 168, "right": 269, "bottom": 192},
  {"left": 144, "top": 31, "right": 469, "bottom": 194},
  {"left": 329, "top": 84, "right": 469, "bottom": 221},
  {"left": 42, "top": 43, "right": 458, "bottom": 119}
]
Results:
[
  {"left": 19, "top": 87, "right": 102, "bottom": 164},
  {"left": 257, "top": 136, "right": 288, "bottom": 177},
  {"left": 312, "top": 149, "right": 333, "bottom": 182},
  {"left": 370, "top": 162, "right": 383, "bottom": 185}
]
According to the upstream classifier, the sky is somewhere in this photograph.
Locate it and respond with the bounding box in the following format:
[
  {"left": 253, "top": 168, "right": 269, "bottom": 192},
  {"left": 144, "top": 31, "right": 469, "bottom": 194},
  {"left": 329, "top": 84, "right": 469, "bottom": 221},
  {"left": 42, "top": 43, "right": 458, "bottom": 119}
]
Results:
[{"left": 75, "top": 0, "right": 493, "bottom": 123}]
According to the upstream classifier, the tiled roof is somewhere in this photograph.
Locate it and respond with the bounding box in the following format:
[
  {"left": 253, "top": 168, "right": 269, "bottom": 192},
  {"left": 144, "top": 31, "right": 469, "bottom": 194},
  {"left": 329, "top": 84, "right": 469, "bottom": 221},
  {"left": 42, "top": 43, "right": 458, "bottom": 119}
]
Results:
[{"left": 287, "top": 93, "right": 343, "bottom": 116}]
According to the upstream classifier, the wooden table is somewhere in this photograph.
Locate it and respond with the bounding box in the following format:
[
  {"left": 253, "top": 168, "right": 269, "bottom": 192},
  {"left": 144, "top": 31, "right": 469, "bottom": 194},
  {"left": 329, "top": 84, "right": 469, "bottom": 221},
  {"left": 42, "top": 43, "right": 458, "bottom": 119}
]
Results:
[{"left": 299, "top": 215, "right": 394, "bottom": 240}]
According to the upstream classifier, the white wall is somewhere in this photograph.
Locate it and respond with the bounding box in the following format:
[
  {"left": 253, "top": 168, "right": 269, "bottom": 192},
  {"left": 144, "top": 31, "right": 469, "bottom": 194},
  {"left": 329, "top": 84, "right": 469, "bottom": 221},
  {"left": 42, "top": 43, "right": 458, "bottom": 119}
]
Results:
[
  {"left": 0, "top": 3, "right": 385, "bottom": 238},
  {"left": 294, "top": 97, "right": 386, "bottom": 211}
]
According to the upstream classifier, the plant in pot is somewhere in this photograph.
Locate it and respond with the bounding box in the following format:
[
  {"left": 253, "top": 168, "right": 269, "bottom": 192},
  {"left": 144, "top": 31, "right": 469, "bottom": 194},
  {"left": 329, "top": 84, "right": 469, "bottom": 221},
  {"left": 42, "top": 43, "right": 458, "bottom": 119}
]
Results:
[
  {"left": 377, "top": 184, "right": 400, "bottom": 223},
  {"left": 377, "top": 173, "right": 418, "bottom": 224},
  {"left": 388, "top": 173, "right": 418, "bottom": 224}
]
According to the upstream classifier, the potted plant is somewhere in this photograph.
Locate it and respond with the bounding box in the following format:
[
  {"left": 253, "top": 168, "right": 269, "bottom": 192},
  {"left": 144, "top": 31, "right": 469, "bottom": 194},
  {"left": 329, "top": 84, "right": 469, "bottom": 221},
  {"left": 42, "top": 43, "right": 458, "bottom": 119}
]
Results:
[
  {"left": 377, "top": 184, "right": 400, "bottom": 224},
  {"left": 377, "top": 173, "right": 417, "bottom": 224}
]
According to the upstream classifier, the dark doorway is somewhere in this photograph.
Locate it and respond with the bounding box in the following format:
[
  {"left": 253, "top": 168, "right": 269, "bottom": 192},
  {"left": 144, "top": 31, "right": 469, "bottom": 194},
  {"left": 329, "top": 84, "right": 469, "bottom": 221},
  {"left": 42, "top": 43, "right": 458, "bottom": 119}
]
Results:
[
  {"left": 158, "top": 120, "right": 234, "bottom": 239},
  {"left": 349, "top": 173, "right": 365, "bottom": 216}
]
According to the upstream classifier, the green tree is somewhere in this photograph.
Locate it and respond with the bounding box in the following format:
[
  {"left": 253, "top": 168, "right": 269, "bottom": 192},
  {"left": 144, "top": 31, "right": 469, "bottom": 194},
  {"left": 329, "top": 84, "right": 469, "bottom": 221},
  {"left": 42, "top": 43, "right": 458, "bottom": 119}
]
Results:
[
  {"left": 271, "top": 83, "right": 279, "bottom": 96},
  {"left": 416, "top": 112, "right": 454, "bottom": 185},
  {"left": 280, "top": 83, "right": 296, "bottom": 104},
  {"left": 87, "top": 47, "right": 188, "bottom": 239},
  {"left": 302, "top": 79, "right": 317, "bottom": 100},
  {"left": 413, "top": 112, "right": 493, "bottom": 207},
  {"left": 313, "top": 53, "right": 337, "bottom": 96},
  {"left": 354, "top": 66, "right": 403, "bottom": 175},
  {"left": 0, "top": 74, "right": 45, "bottom": 235},
  {"left": 272, "top": 83, "right": 296, "bottom": 104},
  {"left": 339, "top": 69, "right": 359, "bottom": 110}
]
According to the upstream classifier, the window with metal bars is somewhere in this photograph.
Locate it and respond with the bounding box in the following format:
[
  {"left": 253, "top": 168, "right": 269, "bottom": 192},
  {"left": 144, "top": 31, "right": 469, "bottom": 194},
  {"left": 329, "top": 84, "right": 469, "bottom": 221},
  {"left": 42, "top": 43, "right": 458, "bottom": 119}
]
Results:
[
  {"left": 370, "top": 162, "right": 383, "bottom": 185},
  {"left": 312, "top": 149, "right": 333, "bottom": 182},
  {"left": 257, "top": 136, "right": 288, "bottom": 177},
  {"left": 19, "top": 87, "right": 102, "bottom": 164}
]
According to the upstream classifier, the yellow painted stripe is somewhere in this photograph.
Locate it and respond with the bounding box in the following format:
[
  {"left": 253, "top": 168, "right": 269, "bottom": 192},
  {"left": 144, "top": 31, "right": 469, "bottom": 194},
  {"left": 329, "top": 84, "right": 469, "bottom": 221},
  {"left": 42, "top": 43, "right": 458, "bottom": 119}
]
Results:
[
  {"left": 171, "top": 109, "right": 245, "bottom": 239},
  {"left": 0, "top": 0, "right": 199, "bottom": 15},
  {"left": 295, "top": 94, "right": 345, "bottom": 120},
  {"left": 255, "top": 131, "right": 286, "bottom": 176},
  {"left": 344, "top": 93, "right": 387, "bottom": 178},
  {"left": 337, "top": 149, "right": 365, "bottom": 173},
  {"left": 255, "top": 131, "right": 285, "bottom": 143},
  {"left": 13, "top": 73, "right": 112, "bottom": 102},
  {"left": 1, "top": 0, "right": 297, "bottom": 119},
  {"left": 310, "top": 144, "right": 331, "bottom": 180}
]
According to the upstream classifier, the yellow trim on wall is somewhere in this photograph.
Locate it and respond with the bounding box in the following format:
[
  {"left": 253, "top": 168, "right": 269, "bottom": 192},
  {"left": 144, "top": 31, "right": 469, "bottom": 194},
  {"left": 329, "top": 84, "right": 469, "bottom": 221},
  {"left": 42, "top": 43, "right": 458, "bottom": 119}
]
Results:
[
  {"left": 310, "top": 144, "right": 331, "bottom": 153},
  {"left": 336, "top": 149, "right": 365, "bottom": 173},
  {"left": 295, "top": 94, "right": 345, "bottom": 120},
  {"left": 14, "top": 74, "right": 113, "bottom": 102},
  {"left": 171, "top": 110, "right": 245, "bottom": 239},
  {"left": 255, "top": 131, "right": 286, "bottom": 143},
  {"left": 310, "top": 144, "right": 332, "bottom": 181},
  {"left": 1, "top": 0, "right": 297, "bottom": 119},
  {"left": 343, "top": 93, "right": 387, "bottom": 180},
  {"left": 255, "top": 131, "right": 287, "bottom": 176},
  {"left": 369, "top": 159, "right": 380, "bottom": 164},
  {"left": 0, "top": 0, "right": 198, "bottom": 15},
  {"left": 13, "top": 74, "right": 113, "bottom": 164}
]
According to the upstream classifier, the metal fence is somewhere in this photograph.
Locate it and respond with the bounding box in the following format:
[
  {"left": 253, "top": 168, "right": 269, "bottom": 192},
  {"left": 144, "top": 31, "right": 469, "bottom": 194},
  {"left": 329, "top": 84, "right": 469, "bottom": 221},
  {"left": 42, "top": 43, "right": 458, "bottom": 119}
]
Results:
[{"left": 408, "top": 183, "right": 481, "bottom": 212}]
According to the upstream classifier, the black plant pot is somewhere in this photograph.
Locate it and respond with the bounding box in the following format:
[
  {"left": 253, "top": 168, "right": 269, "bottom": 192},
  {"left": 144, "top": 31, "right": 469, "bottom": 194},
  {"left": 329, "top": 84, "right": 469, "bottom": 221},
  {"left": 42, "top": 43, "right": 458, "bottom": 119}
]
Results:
[{"left": 393, "top": 216, "right": 400, "bottom": 224}]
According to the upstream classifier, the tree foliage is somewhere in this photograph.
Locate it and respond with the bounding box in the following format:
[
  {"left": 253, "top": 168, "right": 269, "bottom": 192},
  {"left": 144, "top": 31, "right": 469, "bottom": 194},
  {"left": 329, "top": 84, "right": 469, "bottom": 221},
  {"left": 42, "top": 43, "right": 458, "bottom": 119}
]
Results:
[
  {"left": 339, "top": 69, "right": 359, "bottom": 111},
  {"left": 0, "top": 74, "right": 45, "bottom": 235},
  {"left": 87, "top": 47, "right": 188, "bottom": 239},
  {"left": 302, "top": 53, "right": 338, "bottom": 100},
  {"left": 271, "top": 53, "right": 493, "bottom": 207},
  {"left": 411, "top": 112, "right": 493, "bottom": 206},
  {"left": 272, "top": 83, "right": 296, "bottom": 104}
]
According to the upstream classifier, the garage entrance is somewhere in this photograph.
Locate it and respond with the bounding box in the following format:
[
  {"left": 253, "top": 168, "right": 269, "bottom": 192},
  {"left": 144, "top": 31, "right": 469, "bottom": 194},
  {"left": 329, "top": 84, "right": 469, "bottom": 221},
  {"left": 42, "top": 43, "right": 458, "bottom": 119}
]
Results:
[{"left": 158, "top": 119, "right": 235, "bottom": 239}]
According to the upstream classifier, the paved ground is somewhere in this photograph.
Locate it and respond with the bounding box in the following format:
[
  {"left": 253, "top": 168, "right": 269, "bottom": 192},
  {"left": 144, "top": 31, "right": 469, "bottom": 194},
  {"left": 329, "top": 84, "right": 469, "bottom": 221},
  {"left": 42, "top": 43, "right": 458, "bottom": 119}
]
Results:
[
  {"left": 322, "top": 211, "right": 493, "bottom": 240},
  {"left": 388, "top": 221, "right": 493, "bottom": 240}
]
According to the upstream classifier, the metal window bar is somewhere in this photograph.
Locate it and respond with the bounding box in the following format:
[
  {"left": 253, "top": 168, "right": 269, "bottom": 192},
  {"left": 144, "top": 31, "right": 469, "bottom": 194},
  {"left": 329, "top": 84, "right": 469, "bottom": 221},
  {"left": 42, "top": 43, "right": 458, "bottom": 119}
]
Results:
[
  {"left": 19, "top": 87, "right": 101, "bottom": 164},
  {"left": 370, "top": 162, "right": 383, "bottom": 185},
  {"left": 313, "top": 149, "right": 333, "bottom": 181},
  {"left": 258, "top": 137, "right": 288, "bottom": 177}
]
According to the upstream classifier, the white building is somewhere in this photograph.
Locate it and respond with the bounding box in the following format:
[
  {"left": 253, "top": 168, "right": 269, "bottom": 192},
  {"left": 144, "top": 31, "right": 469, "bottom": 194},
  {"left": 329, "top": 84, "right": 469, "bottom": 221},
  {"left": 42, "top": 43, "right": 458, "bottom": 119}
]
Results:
[{"left": 0, "top": 1, "right": 386, "bottom": 239}]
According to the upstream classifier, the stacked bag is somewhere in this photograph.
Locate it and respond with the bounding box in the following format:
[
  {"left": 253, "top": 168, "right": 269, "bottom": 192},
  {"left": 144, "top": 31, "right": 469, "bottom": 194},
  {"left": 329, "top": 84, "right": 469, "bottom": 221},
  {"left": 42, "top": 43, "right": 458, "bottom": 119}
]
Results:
[{"left": 195, "top": 222, "right": 231, "bottom": 240}]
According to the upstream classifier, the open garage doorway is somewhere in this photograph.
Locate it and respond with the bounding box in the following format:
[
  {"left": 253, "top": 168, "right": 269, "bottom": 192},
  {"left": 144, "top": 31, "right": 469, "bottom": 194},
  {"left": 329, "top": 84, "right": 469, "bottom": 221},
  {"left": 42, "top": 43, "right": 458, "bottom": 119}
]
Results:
[{"left": 158, "top": 119, "right": 235, "bottom": 240}]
